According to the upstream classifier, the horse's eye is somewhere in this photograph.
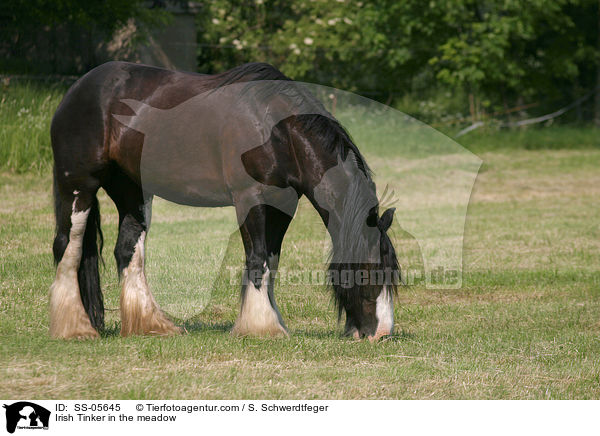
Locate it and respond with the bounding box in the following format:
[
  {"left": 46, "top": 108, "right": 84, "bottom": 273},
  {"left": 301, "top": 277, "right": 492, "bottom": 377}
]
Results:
[{"left": 366, "top": 214, "right": 378, "bottom": 227}]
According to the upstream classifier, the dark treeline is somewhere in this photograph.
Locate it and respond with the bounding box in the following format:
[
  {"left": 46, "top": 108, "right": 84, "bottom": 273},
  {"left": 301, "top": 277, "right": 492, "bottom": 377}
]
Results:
[{"left": 2, "top": 0, "right": 600, "bottom": 124}]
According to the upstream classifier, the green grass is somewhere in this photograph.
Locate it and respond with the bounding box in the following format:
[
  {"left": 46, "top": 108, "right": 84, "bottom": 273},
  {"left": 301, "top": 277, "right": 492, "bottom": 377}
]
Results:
[
  {"left": 457, "top": 125, "right": 600, "bottom": 154},
  {"left": 0, "top": 81, "right": 599, "bottom": 399},
  {"left": 1, "top": 146, "right": 599, "bottom": 399},
  {"left": 0, "top": 81, "right": 67, "bottom": 173}
]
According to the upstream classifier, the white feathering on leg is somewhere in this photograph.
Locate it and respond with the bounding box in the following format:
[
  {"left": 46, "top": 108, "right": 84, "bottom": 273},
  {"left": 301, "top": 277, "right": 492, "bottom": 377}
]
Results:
[
  {"left": 120, "top": 231, "right": 180, "bottom": 336},
  {"left": 49, "top": 207, "right": 99, "bottom": 339},
  {"left": 232, "top": 266, "right": 288, "bottom": 337}
]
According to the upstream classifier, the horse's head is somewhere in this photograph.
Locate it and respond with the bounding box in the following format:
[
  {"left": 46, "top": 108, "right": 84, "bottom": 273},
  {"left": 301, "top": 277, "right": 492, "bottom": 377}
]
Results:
[
  {"left": 310, "top": 149, "right": 400, "bottom": 341},
  {"left": 331, "top": 205, "right": 398, "bottom": 340},
  {"left": 324, "top": 176, "right": 399, "bottom": 341}
]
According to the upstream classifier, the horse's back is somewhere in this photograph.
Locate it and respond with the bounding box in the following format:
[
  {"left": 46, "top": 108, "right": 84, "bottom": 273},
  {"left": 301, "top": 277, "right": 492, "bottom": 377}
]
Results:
[
  {"left": 52, "top": 61, "right": 199, "bottom": 185},
  {"left": 51, "top": 61, "right": 298, "bottom": 205}
]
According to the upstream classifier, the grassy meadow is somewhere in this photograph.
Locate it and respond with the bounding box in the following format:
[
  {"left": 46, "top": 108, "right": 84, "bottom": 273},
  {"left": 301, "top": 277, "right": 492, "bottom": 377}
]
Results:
[{"left": 0, "top": 81, "right": 599, "bottom": 399}]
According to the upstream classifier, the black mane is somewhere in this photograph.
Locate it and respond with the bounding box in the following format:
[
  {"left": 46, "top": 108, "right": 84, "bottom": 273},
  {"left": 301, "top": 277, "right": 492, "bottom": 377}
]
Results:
[
  {"left": 328, "top": 175, "right": 400, "bottom": 321},
  {"left": 214, "top": 61, "right": 290, "bottom": 85}
]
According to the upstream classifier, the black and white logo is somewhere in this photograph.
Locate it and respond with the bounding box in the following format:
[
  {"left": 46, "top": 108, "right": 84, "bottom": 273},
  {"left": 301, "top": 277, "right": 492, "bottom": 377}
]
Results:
[{"left": 3, "top": 402, "right": 50, "bottom": 434}]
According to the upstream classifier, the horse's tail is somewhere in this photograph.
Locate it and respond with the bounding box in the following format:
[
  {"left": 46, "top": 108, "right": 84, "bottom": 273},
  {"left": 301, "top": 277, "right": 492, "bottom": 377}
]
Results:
[
  {"left": 52, "top": 172, "right": 104, "bottom": 331},
  {"left": 77, "top": 195, "right": 104, "bottom": 331}
]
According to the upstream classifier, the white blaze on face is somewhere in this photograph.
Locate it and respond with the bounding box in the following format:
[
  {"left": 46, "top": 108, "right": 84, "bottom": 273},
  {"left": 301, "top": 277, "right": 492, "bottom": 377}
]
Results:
[{"left": 373, "top": 287, "right": 394, "bottom": 340}]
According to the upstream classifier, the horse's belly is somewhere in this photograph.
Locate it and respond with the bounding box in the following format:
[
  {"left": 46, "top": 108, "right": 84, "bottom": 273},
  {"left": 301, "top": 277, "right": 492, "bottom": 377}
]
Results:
[{"left": 143, "top": 172, "right": 233, "bottom": 207}]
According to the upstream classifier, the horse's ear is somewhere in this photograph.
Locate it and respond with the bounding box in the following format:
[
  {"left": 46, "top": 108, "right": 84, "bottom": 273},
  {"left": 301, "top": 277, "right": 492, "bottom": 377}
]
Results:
[{"left": 378, "top": 208, "right": 395, "bottom": 232}]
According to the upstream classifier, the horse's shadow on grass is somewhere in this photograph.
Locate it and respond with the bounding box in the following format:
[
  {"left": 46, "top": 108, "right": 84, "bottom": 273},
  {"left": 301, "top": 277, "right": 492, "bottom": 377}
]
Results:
[
  {"left": 181, "top": 320, "right": 233, "bottom": 334},
  {"left": 379, "top": 329, "right": 416, "bottom": 343},
  {"left": 100, "top": 322, "right": 121, "bottom": 338},
  {"left": 101, "top": 320, "right": 415, "bottom": 342},
  {"left": 99, "top": 320, "right": 234, "bottom": 338}
]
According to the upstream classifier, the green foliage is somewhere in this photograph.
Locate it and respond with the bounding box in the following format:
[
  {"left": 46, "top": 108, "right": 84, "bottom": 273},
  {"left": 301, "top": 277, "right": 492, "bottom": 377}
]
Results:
[
  {"left": 197, "top": 0, "right": 433, "bottom": 95},
  {"left": 2, "top": 1, "right": 600, "bottom": 130},
  {"left": 197, "top": 0, "right": 600, "bottom": 117},
  {"left": 429, "top": 0, "right": 596, "bottom": 103},
  {"left": 2, "top": 0, "right": 599, "bottom": 118},
  {"left": 0, "top": 81, "right": 66, "bottom": 173}
]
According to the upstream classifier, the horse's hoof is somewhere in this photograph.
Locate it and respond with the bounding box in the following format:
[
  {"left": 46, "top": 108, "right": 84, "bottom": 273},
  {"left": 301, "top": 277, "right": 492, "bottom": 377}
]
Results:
[
  {"left": 51, "top": 326, "right": 100, "bottom": 340},
  {"left": 120, "top": 312, "right": 181, "bottom": 337},
  {"left": 148, "top": 322, "right": 182, "bottom": 337},
  {"left": 72, "top": 330, "right": 101, "bottom": 340},
  {"left": 231, "top": 323, "right": 289, "bottom": 338}
]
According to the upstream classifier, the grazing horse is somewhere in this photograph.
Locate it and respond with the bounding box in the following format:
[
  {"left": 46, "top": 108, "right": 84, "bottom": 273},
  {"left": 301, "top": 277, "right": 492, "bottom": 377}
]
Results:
[{"left": 49, "top": 61, "right": 399, "bottom": 340}]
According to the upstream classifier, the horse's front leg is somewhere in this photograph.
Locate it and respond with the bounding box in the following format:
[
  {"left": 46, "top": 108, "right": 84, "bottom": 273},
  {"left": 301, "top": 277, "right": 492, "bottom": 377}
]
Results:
[
  {"left": 117, "top": 224, "right": 180, "bottom": 337},
  {"left": 232, "top": 204, "right": 293, "bottom": 337},
  {"left": 105, "top": 178, "right": 180, "bottom": 337}
]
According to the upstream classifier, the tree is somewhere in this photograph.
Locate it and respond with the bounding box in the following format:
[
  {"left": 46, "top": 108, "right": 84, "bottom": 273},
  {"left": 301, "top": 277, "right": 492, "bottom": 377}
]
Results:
[
  {"left": 197, "top": 0, "right": 600, "bottom": 121},
  {"left": 196, "top": 0, "right": 442, "bottom": 100},
  {"left": 0, "top": 0, "right": 168, "bottom": 73},
  {"left": 428, "top": 0, "right": 599, "bottom": 117}
]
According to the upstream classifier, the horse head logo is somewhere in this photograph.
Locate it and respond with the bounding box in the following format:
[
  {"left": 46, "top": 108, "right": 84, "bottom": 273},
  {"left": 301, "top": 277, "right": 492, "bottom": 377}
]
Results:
[{"left": 3, "top": 402, "right": 50, "bottom": 433}]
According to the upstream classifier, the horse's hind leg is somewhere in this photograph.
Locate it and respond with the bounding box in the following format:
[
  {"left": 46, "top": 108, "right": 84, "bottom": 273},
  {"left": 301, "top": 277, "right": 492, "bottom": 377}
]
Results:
[
  {"left": 232, "top": 204, "right": 294, "bottom": 337},
  {"left": 50, "top": 188, "right": 100, "bottom": 339},
  {"left": 104, "top": 172, "right": 180, "bottom": 336}
]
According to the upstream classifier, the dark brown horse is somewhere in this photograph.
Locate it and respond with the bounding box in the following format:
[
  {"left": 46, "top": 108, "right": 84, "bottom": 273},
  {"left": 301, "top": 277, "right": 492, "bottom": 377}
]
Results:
[{"left": 49, "top": 61, "right": 399, "bottom": 340}]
